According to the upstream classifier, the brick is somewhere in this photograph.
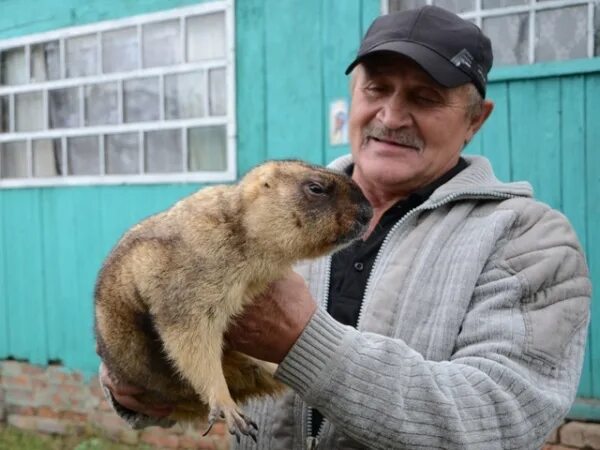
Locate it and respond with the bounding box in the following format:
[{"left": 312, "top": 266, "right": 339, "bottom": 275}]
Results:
[
  {"left": 542, "top": 445, "right": 577, "bottom": 450},
  {"left": 545, "top": 426, "right": 559, "bottom": 443},
  {"left": 1, "top": 361, "right": 24, "bottom": 377},
  {"left": 1, "top": 375, "right": 32, "bottom": 389},
  {"left": 140, "top": 429, "right": 180, "bottom": 448},
  {"left": 209, "top": 421, "right": 227, "bottom": 436},
  {"left": 118, "top": 428, "right": 140, "bottom": 445},
  {"left": 179, "top": 435, "right": 217, "bottom": 449},
  {"left": 560, "top": 421, "right": 600, "bottom": 449},
  {"left": 7, "top": 414, "right": 37, "bottom": 431},
  {"left": 37, "top": 406, "right": 61, "bottom": 418},
  {"left": 36, "top": 417, "right": 68, "bottom": 435},
  {"left": 22, "top": 364, "right": 45, "bottom": 376},
  {"left": 5, "top": 388, "right": 36, "bottom": 406},
  {"left": 61, "top": 410, "right": 88, "bottom": 423}
]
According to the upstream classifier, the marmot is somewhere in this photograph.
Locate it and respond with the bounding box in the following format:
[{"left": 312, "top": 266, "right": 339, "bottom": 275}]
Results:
[{"left": 94, "top": 160, "right": 372, "bottom": 441}]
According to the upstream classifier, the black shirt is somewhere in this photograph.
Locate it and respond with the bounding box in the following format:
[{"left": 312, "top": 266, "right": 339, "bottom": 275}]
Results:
[{"left": 310, "top": 157, "right": 468, "bottom": 436}]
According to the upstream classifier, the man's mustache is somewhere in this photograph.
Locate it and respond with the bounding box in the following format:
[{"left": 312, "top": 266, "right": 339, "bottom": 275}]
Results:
[{"left": 363, "top": 124, "right": 424, "bottom": 150}]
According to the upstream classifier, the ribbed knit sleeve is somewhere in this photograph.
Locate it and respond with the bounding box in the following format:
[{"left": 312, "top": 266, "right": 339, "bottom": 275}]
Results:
[{"left": 275, "top": 201, "right": 591, "bottom": 450}]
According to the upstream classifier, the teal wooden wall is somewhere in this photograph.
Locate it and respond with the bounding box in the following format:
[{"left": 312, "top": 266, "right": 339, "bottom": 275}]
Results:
[{"left": 0, "top": 0, "right": 598, "bottom": 420}]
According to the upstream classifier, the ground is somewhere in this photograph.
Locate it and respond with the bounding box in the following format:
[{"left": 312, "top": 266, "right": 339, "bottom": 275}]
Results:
[{"left": 0, "top": 424, "right": 153, "bottom": 450}]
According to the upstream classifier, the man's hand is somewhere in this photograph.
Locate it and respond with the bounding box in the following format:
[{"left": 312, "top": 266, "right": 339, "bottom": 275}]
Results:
[
  {"left": 226, "top": 271, "right": 318, "bottom": 364},
  {"left": 99, "top": 363, "right": 175, "bottom": 418}
]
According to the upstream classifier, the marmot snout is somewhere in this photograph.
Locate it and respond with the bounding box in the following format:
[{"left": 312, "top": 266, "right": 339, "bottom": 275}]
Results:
[{"left": 94, "top": 160, "right": 372, "bottom": 441}]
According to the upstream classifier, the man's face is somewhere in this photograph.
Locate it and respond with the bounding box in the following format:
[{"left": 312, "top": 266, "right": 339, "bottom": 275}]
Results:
[{"left": 349, "top": 53, "right": 492, "bottom": 195}]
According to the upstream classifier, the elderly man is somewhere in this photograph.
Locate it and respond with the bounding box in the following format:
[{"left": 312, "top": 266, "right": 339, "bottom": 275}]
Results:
[{"left": 101, "top": 5, "right": 591, "bottom": 449}]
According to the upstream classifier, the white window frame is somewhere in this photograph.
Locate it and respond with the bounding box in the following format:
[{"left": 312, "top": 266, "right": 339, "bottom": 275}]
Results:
[
  {"left": 382, "top": 0, "right": 597, "bottom": 64},
  {"left": 0, "top": 0, "right": 236, "bottom": 188}
]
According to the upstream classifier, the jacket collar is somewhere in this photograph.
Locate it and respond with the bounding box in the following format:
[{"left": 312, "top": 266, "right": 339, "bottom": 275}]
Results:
[{"left": 328, "top": 154, "right": 533, "bottom": 203}]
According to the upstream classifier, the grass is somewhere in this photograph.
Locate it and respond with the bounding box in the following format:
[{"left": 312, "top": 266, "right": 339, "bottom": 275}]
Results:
[{"left": 0, "top": 424, "right": 153, "bottom": 450}]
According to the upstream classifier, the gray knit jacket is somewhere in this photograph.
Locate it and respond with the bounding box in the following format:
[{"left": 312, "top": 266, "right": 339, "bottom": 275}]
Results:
[{"left": 106, "top": 155, "right": 591, "bottom": 450}]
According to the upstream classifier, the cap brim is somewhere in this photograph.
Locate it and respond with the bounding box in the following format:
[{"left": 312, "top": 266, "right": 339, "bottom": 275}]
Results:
[{"left": 345, "top": 40, "right": 470, "bottom": 88}]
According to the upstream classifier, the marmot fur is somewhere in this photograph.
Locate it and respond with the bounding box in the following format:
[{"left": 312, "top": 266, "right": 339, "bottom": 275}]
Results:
[{"left": 94, "top": 160, "right": 372, "bottom": 441}]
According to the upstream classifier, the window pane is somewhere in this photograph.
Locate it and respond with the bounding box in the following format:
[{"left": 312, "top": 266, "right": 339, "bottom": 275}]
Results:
[
  {"left": 209, "top": 67, "right": 226, "bottom": 116},
  {"left": 66, "top": 34, "right": 98, "bottom": 78},
  {"left": 482, "top": 13, "right": 529, "bottom": 65},
  {"left": 33, "top": 139, "right": 62, "bottom": 177},
  {"left": 145, "top": 129, "right": 182, "bottom": 173},
  {"left": 67, "top": 136, "right": 99, "bottom": 175},
  {"left": 0, "top": 141, "right": 27, "bottom": 178},
  {"left": 49, "top": 87, "right": 80, "bottom": 129},
  {"left": 16, "top": 91, "right": 44, "bottom": 132},
  {"left": 31, "top": 41, "right": 61, "bottom": 82},
  {"left": 536, "top": 6, "right": 588, "bottom": 62},
  {"left": 482, "top": 0, "right": 527, "bottom": 8},
  {"left": 188, "top": 126, "right": 226, "bottom": 171},
  {"left": 1, "top": 48, "right": 26, "bottom": 85},
  {"left": 388, "top": 0, "right": 427, "bottom": 12},
  {"left": 105, "top": 132, "right": 139, "bottom": 175},
  {"left": 1, "top": 96, "right": 9, "bottom": 132},
  {"left": 124, "top": 77, "right": 159, "bottom": 123},
  {"left": 85, "top": 82, "right": 118, "bottom": 126},
  {"left": 186, "top": 13, "right": 226, "bottom": 61},
  {"left": 165, "top": 71, "right": 206, "bottom": 120},
  {"left": 143, "top": 20, "right": 181, "bottom": 68},
  {"left": 102, "top": 27, "right": 138, "bottom": 73},
  {"left": 432, "top": 0, "right": 474, "bottom": 14}
]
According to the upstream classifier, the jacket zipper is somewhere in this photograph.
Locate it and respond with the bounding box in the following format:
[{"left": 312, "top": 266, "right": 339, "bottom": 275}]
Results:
[
  {"left": 305, "top": 256, "right": 333, "bottom": 449},
  {"left": 304, "top": 190, "right": 516, "bottom": 449}
]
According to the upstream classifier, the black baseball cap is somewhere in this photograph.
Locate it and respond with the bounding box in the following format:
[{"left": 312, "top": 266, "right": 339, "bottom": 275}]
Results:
[{"left": 345, "top": 5, "right": 493, "bottom": 97}]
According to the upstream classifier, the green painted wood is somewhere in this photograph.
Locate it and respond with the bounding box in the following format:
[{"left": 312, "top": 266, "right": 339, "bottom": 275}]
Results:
[
  {"left": 322, "top": 0, "right": 361, "bottom": 165},
  {"left": 235, "top": 0, "right": 268, "bottom": 176},
  {"left": 490, "top": 57, "right": 600, "bottom": 83},
  {"left": 0, "top": 0, "right": 208, "bottom": 39},
  {"left": 585, "top": 73, "right": 600, "bottom": 400},
  {"left": 480, "top": 82, "right": 511, "bottom": 182},
  {"left": 0, "top": 192, "right": 7, "bottom": 358},
  {"left": 263, "top": 0, "right": 323, "bottom": 163},
  {"left": 508, "top": 78, "right": 562, "bottom": 210},
  {"left": 569, "top": 399, "right": 600, "bottom": 422},
  {"left": 559, "top": 75, "right": 591, "bottom": 397},
  {"left": 361, "top": 0, "right": 381, "bottom": 36},
  {"left": 2, "top": 189, "right": 48, "bottom": 364}
]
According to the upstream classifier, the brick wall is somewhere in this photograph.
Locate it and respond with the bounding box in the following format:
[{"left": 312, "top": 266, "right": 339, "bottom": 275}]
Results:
[
  {"left": 2, "top": 361, "right": 600, "bottom": 449},
  {"left": 0, "top": 361, "right": 229, "bottom": 449}
]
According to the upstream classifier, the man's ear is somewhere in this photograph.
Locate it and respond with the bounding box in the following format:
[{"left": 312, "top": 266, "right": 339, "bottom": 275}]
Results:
[{"left": 466, "top": 100, "right": 494, "bottom": 141}]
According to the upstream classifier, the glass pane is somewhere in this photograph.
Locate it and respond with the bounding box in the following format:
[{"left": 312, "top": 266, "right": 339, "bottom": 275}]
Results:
[
  {"left": 85, "top": 82, "right": 118, "bottom": 126},
  {"left": 105, "top": 132, "right": 139, "bottom": 175},
  {"left": 145, "top": 129, "right": 182, "bottom": 173},
  {"left": 1, "top": 96, "right": 9, "bottom": 132},
  {"left": 482, "top": 13, "right": 529, "bottom": 65},
  {"left": 102, "top": 27, "right": 138, "bottom": 73},
  {"left": 209, "top": 68, "right": 226, "bottom": 116},
  {"left": 388, "top": 0, "right": 427, "bottom": 12},
  {"left": 536, "top": 6, "right": 588, "bottom": 62},
  {"left": 33, "top": 139, "right": 62, "bottom": 177},
  {"left": 143, "top": 20, "right": 181, "bottom": 68},
  {"left": 188, "top": 126, "right": 226, "bottom": 171},
  {"left": 31, "top": 41, "right": 61, "bottom": 82},
  {"left": 67, "top": 136, "right": 99, "bottom": 175},
  {"left": 1, "top": 48, "right": 26, "bottom": 85},
  {"left": 16, "top": 92, "right": 44, "bottom": 132},
  {"left": 66, "top": 34, "right": 98, "bottom": 78},
  {"left": 49, "top": 87, "right": 80, "bottom": 129},
  {"left": 165, "top": 71, "right": 206, "bottom": 120},
  {"left": 124, "top": 77, "right": 159, "bottom": 123},
  {"left": 0, "top": 141, "right": 27, "bottom": 178},
  {"left": 186, "top": 13, "right": 226, "bottom": 61},
  {"left": 482, "top": 0, "right": 527, "bottom": 8},
  {"left": 432, "top": 0, "right": 474, "bottom": 14}
]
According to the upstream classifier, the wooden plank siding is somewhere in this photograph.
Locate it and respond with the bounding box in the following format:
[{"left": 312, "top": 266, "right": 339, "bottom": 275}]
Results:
[{"left": 0, "top": 0, "right": 598, "bottom": 420}]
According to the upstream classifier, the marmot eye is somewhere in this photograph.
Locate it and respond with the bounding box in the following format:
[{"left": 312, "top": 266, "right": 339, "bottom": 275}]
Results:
[{"left": 306, "top": 182, "right": 326, "bottom": 196}]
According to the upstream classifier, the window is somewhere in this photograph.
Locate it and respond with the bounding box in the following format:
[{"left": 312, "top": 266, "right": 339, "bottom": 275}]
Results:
[
  {"left": 385, "top": 0, "right": 599, "bottom": 66},
  {"left": 0, "top": 1, "right": 235, "bottom": 187}
]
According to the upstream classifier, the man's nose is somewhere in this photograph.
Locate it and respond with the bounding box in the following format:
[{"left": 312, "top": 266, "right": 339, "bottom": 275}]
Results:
[{"left": 376, "top": 94, "right": 414, "bottom": 129}]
